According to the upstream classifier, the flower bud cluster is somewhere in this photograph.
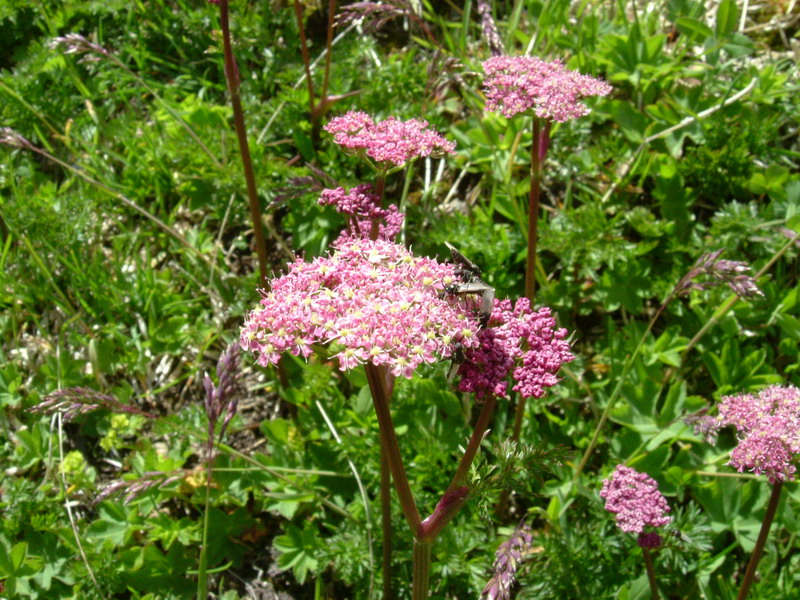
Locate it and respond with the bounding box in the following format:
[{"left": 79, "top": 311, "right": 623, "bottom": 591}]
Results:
[
  {"left": 319, "top": 184, "right": 404, "bottom": 241},
  {"left": 456, "top": 298, "right": 573, "bottom": 400}
]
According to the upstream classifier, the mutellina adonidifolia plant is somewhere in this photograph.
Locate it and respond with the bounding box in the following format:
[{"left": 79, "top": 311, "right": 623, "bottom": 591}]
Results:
[{"left": 239, "top": 104, "right": 575, "bottom": 597}]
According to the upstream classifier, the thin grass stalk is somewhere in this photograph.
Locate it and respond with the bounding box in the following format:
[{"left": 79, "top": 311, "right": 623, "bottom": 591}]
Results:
[
  {"left": 642, "top": 547, "right": 659, "bottom": 600},
  {"left": 737, "top": 481, "right": 783, "bottom": 600},
  {"left": 196, "top": 453, "right": 215, "bottom": 598},
  {"left": 681, "top": 229, "right": 800, "bottom": 362},
  {"left": 573, "top": 312, "right": 659, "bottom": 480},
  {"left": 217, "top": 0, "right": 270, "bottom": 288},
  {"left": 412, "top": 541, "right": 432, "bottom": 600}
]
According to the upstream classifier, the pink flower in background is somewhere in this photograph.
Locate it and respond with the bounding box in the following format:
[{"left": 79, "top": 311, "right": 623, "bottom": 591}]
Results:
[
  {"left": 456, "top": 298, "right": 573, "bottom": 400},
  {"left": 318, "top": 184, "right": 404, "bottom": 241},
  {"left": 600, "top": 465, "right": 671, "bottom": 535},
  {"left": 240, "top": 239, "right": 480, "bottom": 377},
  {"left": 482, "top": 55, "right": 611, "bottom": 121},
  {"left": 693, "top": 385, "right": 800, "bottom": 484},
  {"left": 324, "top": 111, "right": 456, "bottom": 168}
]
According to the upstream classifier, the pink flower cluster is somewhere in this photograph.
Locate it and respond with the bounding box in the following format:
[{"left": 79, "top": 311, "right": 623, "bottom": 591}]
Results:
[
  {"left": 456, "top": 298, "right": 573, "bottom": 399},
  {"left": 600, "top": 465, "right": 671, "bottom": 535},
  {"left": 482, "top": 55, "right": 612, "bottom": 121},
  {"left": 318, "top": 184, "right": 404, "bottom": 241},
  {"left": 693, "top": 385, "right": 800, "bottom": 484},
  {"left": 324, "top": 111, "right": 456, "bottom": 168},
  {"left": 240, "top": 239, "right": 481, "bottom": 378}
]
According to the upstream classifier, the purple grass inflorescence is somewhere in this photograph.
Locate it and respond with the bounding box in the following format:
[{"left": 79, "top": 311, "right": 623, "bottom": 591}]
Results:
[
  {"left": 481, "top": 521, "right": 533, "bottom": 600},
  {"left": 676, "top": 249, "right": 763, "bottom": 299},
  {"left": 482, "top": 55, "right": 611, "bottom": 121},
  {"left": 324, "top": 111, "right": 456, "bottom": 168},
  {"left": 692, "top": 385, "right": 800, "bottom": 484},
  {"left": 600, "top": 465, "right": 671, "bottom": 538}
]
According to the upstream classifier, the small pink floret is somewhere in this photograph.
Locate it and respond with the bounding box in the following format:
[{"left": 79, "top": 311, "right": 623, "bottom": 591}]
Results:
[{"left": 482, "top": 55, "right": 611, "bottom": 121}]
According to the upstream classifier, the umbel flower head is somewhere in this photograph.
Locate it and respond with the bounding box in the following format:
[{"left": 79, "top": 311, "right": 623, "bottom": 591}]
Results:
[
  {"left": 692, "top": 385, "right": 800, "bottom": 484},
  {"left": 456, "top": 298, "right": 573, "bottom": 400},
  {"left": 600, "top": 465, "right": 671, "bottom": 539},
  {"left": 324, "top": 111, "right": 456, "bottom": 168},
  {"left": 482, "top": 55, "right": 611, "bottom": 121},
  {"left": 240, "top": 238, "right": 480, "bottom": 378}
]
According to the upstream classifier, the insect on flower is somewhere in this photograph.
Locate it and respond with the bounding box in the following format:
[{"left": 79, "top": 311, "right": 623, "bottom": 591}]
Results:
[{"left": 444, "top": 242, "right": 495, "bottom": 326}]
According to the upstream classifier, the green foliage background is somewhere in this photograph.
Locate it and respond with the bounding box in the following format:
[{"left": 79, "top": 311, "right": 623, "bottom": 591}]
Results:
[{"left": 1, "top": 0, "right": 799, "bottom": 598}]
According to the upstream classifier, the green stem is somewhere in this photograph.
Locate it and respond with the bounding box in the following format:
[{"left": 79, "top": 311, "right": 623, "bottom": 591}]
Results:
[
  {"left": 642, "top": 547, "right": 659, "bottom": 600},
  {"left": 737, "top": 481, "right": 783, "bottom": 600},
  {"left": 525, "top": 116, "right": 542, "bottom": 302},
  {"left": 365, "top": 363, "right": 422, "bottom": 533},
  {"left": 369, "top": 174, "right": 388, "bottom": 241},
  {"left": 412, "top": 540, "right": 432, "bottom": 600}
]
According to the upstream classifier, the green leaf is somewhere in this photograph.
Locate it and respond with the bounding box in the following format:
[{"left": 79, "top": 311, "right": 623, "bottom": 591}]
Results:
[
  {"left": 676, "top": 17, "right": 713, "bottom": 44},
  {"left": 273, "top": 523, "right": 321, "bottom": 584},
  {"left": 723, "top": 32, "right": 755, "bottom": 57},
  {"left": 86, "top": 502, "right": 139, "bottom": 548},
  {"left": 715, "top": 0, "right": 738, "bottom": 38}
]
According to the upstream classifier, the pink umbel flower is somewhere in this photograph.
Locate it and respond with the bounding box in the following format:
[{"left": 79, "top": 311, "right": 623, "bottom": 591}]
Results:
[
  {"left": 324, "top": 111, "right": 456, "bottom": 168},
  {"left": 240, "top": 239, "right": 480, "bottom": 378},
  {"left": 600, "top": 465, "right": 671, "bottom": 536},
  {"left": 692, "top": 385, "right": 800, "bottom": 484},
  {"left": 482, "top": 55, "right": 612, "bottom": 121},
  {"left": 456, "top": 298, "right": 573, "bottom": 400},
  {"left": 318, "top": 184, "right": 404, "bottom": 241}
]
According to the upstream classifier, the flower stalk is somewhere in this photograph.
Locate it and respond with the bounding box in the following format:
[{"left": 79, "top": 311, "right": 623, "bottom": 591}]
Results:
[
  {"left": 216, "top": 0, "right": 270, "bottom": 288},
  {"left": 737, "top": 481, "right": 783, "bottom": 600},
  {"left": 642, "top": 547, "right": 659, "bottom": 600}
]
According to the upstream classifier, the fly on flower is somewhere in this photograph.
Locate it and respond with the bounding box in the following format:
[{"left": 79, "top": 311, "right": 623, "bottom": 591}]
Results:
[{"left": 444, "top": 242, "right": 495, "bottom": 326}]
